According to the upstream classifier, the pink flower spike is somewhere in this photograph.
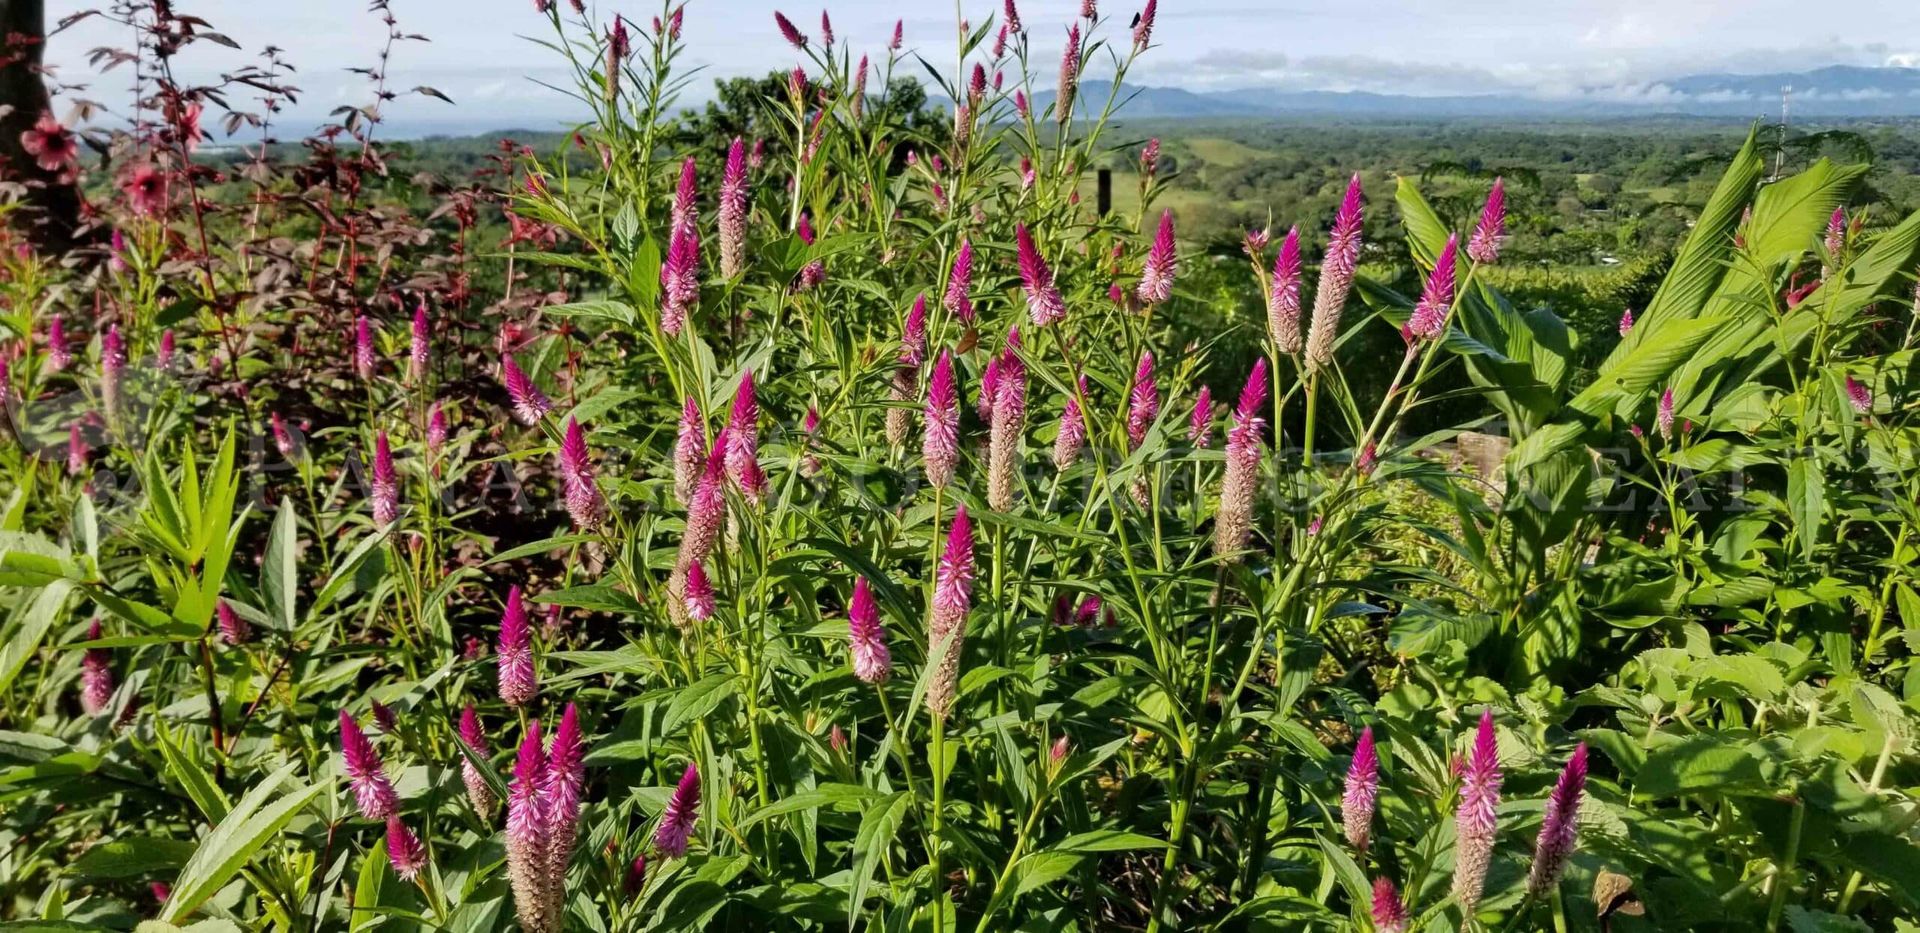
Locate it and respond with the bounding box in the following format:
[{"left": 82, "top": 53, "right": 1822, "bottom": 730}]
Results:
[
  {"left": 927, "top": 506, "right": 976, "bottom": 720},
  {"left": 1342, "top": 726, "right": 1379, "bottom": 852},
  {"left": 1003, "top": 0, "right": 1022, "bottom": 32},
  {"left": 217, "top": 600, "right": 250, "bottom": 645},
  {"left": 1371, "top": 877, "right": 1409, "bottom": 933},
  {"left": 354, "top": 315, "right": 376, "bottom": 380},
  {"left": 1656, "top": 387, "right": 1676, "bottom": 442},
  {"left": 654, "top": 763, "right": 702, "bottom": 857},
  {"left": 410, "top": 304, "right": 431, "bottom": 382},
  {"left": 819, "top": 9, "right": 834, "bottom": 46},
  {"left": 683, "top": 562, "right": 715, "bottom": 621},
  {"left": 1215, "top": 359, "right": 1269, "bottom": 561},
  {"left": 544, "top": 703, "right": 586, "bottom": 895},
  {"left": 457, "top": 704, "right": 495, "bottom": 812},
  {"left": 505, "top": 721, "right": 552, "bottom": 933},
  {"left": 1137, "top": 209, "right": 1177, "bottom": 305},
  {"left": 370, "top": 432, "right": 400, "bottom": 527},
  {"left": 1132, "top": 0, "right": 1156, "bottom": 48},
  {"left": 101, "top": 326, "right": 126, "bottom": 416},
  {"left": 66, "top": 423, "right": 87, "bottom": 477},
  {"left": 1467, "top": 177, "right": 1506, "bottom": 264},
  {"left": 1406, "top": 234, "right": 1459, "bottom": 341},
  {"left": 498, "top": 586, "right": 537, "bottom": 707},
  {"left": 502, "top": 354, "right": 552, "bottom": 425},
  {"left": 674, "top": 397, "right": 706, "bottom": 505},
  {"left": 1304, "top": 174, "right": 1364, "bottom": 371},
  {"left": 427, "top": 403, "right": 449, "bottom": 456},
  {"left": 1618, "top": 307, "right": 1635, "bottom": 336},
  {"left": 719, "top": 137, "right": 749, "bottom": 279},
  {"left": 945, "top": 240, "right": 975, "bottom": 322},
  {"left": 1451, "top": 710, "right": 1503, "bottom": 915},
  {"left": 1053, "top": 376, "right": 1088, "bottom": 471},
  {"left": 903, "top": 294, "right": 928, "bottom": 365},
  {"left": 1846, "top": 375, "right": 1872, "bottom": 414},
  {"left": 339, "top": 709, "right": 399, "bottom": 820},
  {"left": 45, "top": 317, "right": 70, "bottom": 371},
  {"left": 1527, "top": 743, "right": 1588, "bottom": 897},
  {"left": 386, "top": 816, "right": 427, "bottom": 881},
  {"left": 681, "top": 441, "right": 728, "bottom": 568},
  {"left": 557, "top": 418, "right": 604, "bottom": 529},
  {"left": 924, "top": 350, "right": 960, "bottom": 489},
  {"left": 157, "top": 329, "right": 175, "bottom": 369},
  {"left": 271, "top": 412, "right": 298, "bottom": 460},
  {"left": 1056, "top": 24, "right": 1081, "bottom": 125},
  {"left": 1188, "top": 386, "right": 1213, "bottom": 448},
  {"left": 774, "top": 11, "right": 806, "bottom": 47},
  {"left": 848, "top": 576, "right": 892, "bottom": 684},
  {"left": 1015, "top": 224, "right": 1066, "bottom": 326},
  {"left": 1127, "top": 352, "right": 1159, "bottom": 450},
  {"left": 80, "top": 619, "right": 113, "bottom": 715},
  {"left": 726, "top": 371, "right": 764, "bottom": 501},
  {"left": 890, "top": 19, "right": 903, "bottom": 50},
  {"left": 1268, "top": 226, "right": 1304, "bottom": 353}
]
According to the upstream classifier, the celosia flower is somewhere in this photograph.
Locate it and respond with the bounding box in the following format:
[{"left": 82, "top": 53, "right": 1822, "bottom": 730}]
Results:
[
  {"left": 157, "top": 329, "right": 175, "bottom": 369},
  {"left": 771, "top": 10, "right": 802, "bottom": 46},
  {"left": 987, "top": 335, "right": 1028, "bottom": 512},
  {"left": 719, "top": 137, "right": 748, "bottom": 278},
  {"left": 852, "top": 56, "right": 869, "bottom": 120},
  {"left": 543, "top": 704, "right": 585, "bottom": 914},
  {"left": 1056, "top": 24, "right": 1081, "bottom": 124},
  {"left": 458, "top": 703, "right": 495, "bottom": 812},
  {"left": 968, "top": 63, "right": 987, "bottom": 107},
  {"left": 683, "top": 562, "right": 715, "bottom": 621},
  {"left": 1371, "top": 877, "right": 1408, "bottom": 933},
  {"left": 502, "top": 354, "right": 552, "bottom": 425},
  {"left": 1846, "top": 375, "right": 1871, "bottom": 414},
  {"left": 410, "top": 304, "right": 431, "bottom": 382},
  {"left": 661, "top": 229, "right": 699, "bottom": 336},
  {"left": 426, "top": 403, "right": 449, "bottom": 457},
  {"left": 1466, "top": 176, "right": 1507, "bottom": 264},
  {"left": 354, "top": 316, "right": 376, "bottom": 380},
  {"left": 1527, "top": 743, "right": 1588, "bottom": 897},
  {"left": 385, "top": 816, "right": 427, "bottom": 881},
  {"left": 45, "top": 317, "right": 69, "bottom": 372},
  {"left": 1267, "top": 226, "right": 1304, "bottom": 353},
  {"left": 1189, "top": 387, "right": 1213, "bottom": 448},
  {"left": 681, "top": 441, "right": 728, "bottom": 568},
  {"left": 1214, "top": 359, "right": 1269, "bottom": 560},
  {"left": 1003, "top": 0, "right": 1022, "bottom": 32},
  {"left": 1015, "top": 224, "right": 1066, "bottom": 327},
  {"left": 978, "top": 355, "right": 1001, "bottom": 421},
  {"left": 1127, "top": 352, "right": 1158, "bottom": 450},
  {"left": 848, "top": 576, "right": 892, "bottom": 684},
  {"left": 271, "top": 411, "right": 298, "bottom": 460},
  {"left": 217, "top": 600, "right": 250, "bottom": 645},
  {"left": 890, "top": 18, "right": 903, "bottom": 50},
  {"left": 1082, "top": 0, "right": 1098, "bottom": 17},
  {"left": 1656, "top": 387, "right": 1675, "bottom": 442},
  {"left": 101, "top": 326, "right": 126, "bottom": 417},
  {"left": 725, "top": 371, "right": 763, "bottom": 500},
  {"left": 819, "top": 9, "right": 834, "bottom": 46},
  {"left": 624, "top": 855, "right": 648, "bottom": 897},
  {"left": 668, "top": 397, "right": 708, "bottom": 504},
  {"left": 1343, "top": 726, "right": 1379, "bottom": 852},
  {"left": 67, "top": 423, "right": 87, "bottom": 476},
  {"left": 1015, "top": 91, "right": 1031, "bottom": 120},
  {"left": 903, "top": 294, "right": 928, "bottom": 366},
  {"left": 927, "top": 506, "right": 975, "bottom": 720},
  {"left": 80, "top": 620, "right": 113, "bottom": 715},
  {"left": 370, "top": 432, "right": 400, "bottom": 526},
  {"left": 992, "top": 24, "right": 1009, "bottom": 60},
  {"left": 887, "top": 368, "right": 915, "bottom": 450},
  {"left": 557, "top": 418, "right": 604, "bottom": 529},
  {"left": 498, "top": 586, "right": 537, "bottom": 707},
  {"left": 1304, "top": 174, "right": 1364, "bottom": 371},
  {"left": 1137, "top": 209, "right": 1177, "bottom": 305},
  {"left": 654, "top": 762, "right": 701, "bottom": 857},
  {"left": 506, "top": 722, "right": 552, "bottom": 932},
  {"left": 945, "top": 240, "right": 974, "bottom": 321},
  {"left": 1451, "top": 710, "right": 1503, "bottom": 915},
  {"left": 1618, "top": 307, "right": 1635, "bottom": 336},
  {"left": 340, "top": 709, "right": 400, "bottom": 820},
  {"left": 796, "top": 213, "right": 825, "bottom": 290},
  {"left": 924, "top": 350, "right": 960, "bottom": 489},
  {"left": 1405, "top": 234, "right": 1459, "bottom": 341},
  {"left": 1141, "top": 138, "right": 1160, "bottom": 180},
  {"left": 1054, "top": 376, "right": 1088, "bottom": 470},
  {"left": 1132, "top": 0, "right": 1156, "bottom": 48},
  {"left": 1825, "top": 206, "right": 1846, "bottom": 258},
  {"left": 372, "top": 701, "right": 399, "bottom": 733}
]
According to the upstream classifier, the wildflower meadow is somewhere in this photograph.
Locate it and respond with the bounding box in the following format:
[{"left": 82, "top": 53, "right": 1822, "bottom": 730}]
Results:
[{"left": 3, "top": 1, "right": 1920, "bottom": 930}]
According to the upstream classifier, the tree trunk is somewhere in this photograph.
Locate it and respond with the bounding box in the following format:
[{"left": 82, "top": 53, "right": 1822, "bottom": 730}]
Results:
[{"left": 2, "top": 0, "right": 88, "bottom": 254}]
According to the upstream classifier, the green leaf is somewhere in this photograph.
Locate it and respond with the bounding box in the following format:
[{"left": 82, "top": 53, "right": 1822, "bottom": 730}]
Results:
[
  {"left": 847, "top": 792, "right": 909, "bottom": 928},
  {"left": 160, "top": 763, "right": 325, "bottom": 922},
  {"left": 262, "top": 505, "right": 298, "bottom": 630},
  {"left": 72, "top": 837, "right": 197, "bottom": 879},
  {"left": 1048, "top": 830, "right": 1161, "bottom": 853},
  {"left": 740, "top": 783, "right": 880, "bottom": 829},
  {"left": 1634, "top": 735, "right": 1766, "bottom": 799},
  {"left": 1787, "top": 455, "right": 1826, "bottom": 560},
  {"left": 534, "top": 584, "right": 644, "bottom": 614},
  {"left": 0, "top": 581, "right": 72, "bottom": 695}
]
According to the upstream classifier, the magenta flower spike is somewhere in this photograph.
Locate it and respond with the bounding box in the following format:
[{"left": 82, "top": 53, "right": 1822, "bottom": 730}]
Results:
[
  {"left": 683, "top": 562, "right": 715, "bottom": 621},
  {"left": 217, "top": 600, "right": 250, "bottom": 646},
  {"left": 654, "top": 762, "right": 702, "bottom": 857},
  {"left": 557, "top": 418, "right": 604, "bottom": 529},
  {"left": 1056, "top": 23, "right": 1081, "bottom": 125},
  {"left": 890, "top": 18, "right": 903, "bottom": 50},
  {"left": 1054, "top": 376, "right": 1089, "bottom": 470},
  {"left": 671, "top": 154, "right": 700, "bottom": 247},
  {"left": 371, "top": 700, "right": 399, "bottom": 735},
  {"left": 1618, "top": 307, "right": 1635, "bottom": 336},
  {"left": 927, "top": 506, "right": 976, "bottom": 720},
  {"left": 543, "top": 704, "right": 585, "bottom": 908},
  {"left": 458, "top": 704, "right": 495, "bottom": 812},
  {"left": 502, "top": 354, "right": 553, "bottom": 425},
  {"left": 719, "top": 137, "right": 748, "bottom": 279},
  {"left": 978, "top": 355, "right": 1002, "bottom": 421},
  {"left": 339, "top": 709, "right": 400, "bottom": 820},
  {"left": 903, "top": 294, "right": 929, "bottom": 366},
  {"left": 1189, "top": 386, "right": 1213, "bottom": 448},
  {"left": 505, "top": 721, "right": 553, "bottom": 933},
  {"left": 1215, "top": 359, "right": 1270, "bottom": 560},
  {"left": 818, "top": 9, "right": 834, "bottom": 46},
  {"left": 1527, "top": 743, "right": 1588, "bottom": 897},
  {"left": 1656, "top": 387, "right": 1676, "bottom": 442},
  {"left": 1132, "top": 0, "right": 1156, "bottom": 48},
  {"left": 1268, "top": 226, "right": 1303, "bottom": 353},
  {"left": 924, "top": 350, "right": 961, "bottom": 489},
  {"left": 660, "top": 223, "right": 700, "bottom": 336},
  {"left": 271, "top": 412, "right": 298, "bottom": 460},
  {"left": 991, "top": 25, "right": 1009, "bottom": 60},
  {"left": 1137, "top": 209, "right": 1177, "bottom": 305},
  {"left": 1406, "top": 234, "right": 1459, "bottom": 341},
  {"left": 426, "top": 403, "right": 449, "bottom": 457},
  {"left": 1825, "top": 206, "right": 1847, "bottom": 257},
  {"left": 674, "top": 396, "right": 705, "bottom": 505},
  {"left": 1003, "top": 0, "right": 1022, "bottom": 32},
  {"left": 370, "top": 432, "right": 400, "bottom": 527},
  {"left": 1127, "top": 352, "right": 1159, "bottom": 450},
  {"left": 848, "top": 576, "right": 892, "bottom": 684},
  {"left": 1342, "top": 726, "right": 1380, "bottom": 852},
  {"left": 624, "top": 854, "right": 648, "bottom": 897},
  {"left": 1304, "top": 174, "right": 1364, "bottom": 371},
  {"left": 66, "top": 423, "right": 87, "bottom": 476},
  {"left": 157, "top": 329, "right": 175, "bottom": 369},
  {"left": 1082, "top": 0, "right": 1098, "bottom": 17},
  {"left": 80, "top": 619, "right": 113, "bottom": 716},
  {"left": 1141, "top": 138, "right": 1160, "bottom": 179},
  {"left": 988, "top": 335, "right": 1028, "bottom": 512},
  {"left": 1015, "top": 224, "right": 1066, "bottom": 327},
  {"left": 1451, "top": 710, "right": 1503, "bottom": 915},
  {"left": 498, "top": 586, "right": 538, "bottom": 708},
  {"left": 1467, "top": 177, "right": 1507, "bottom": 265},
  {"left": 968, "top": 63, "right": 988, "bottom": 106},
  {"left": 945, "top": 239, "right": 975, "bottom": 321},
  {"left": 852, "top": 56, "right": 869, "bottom": 120},
  {"left": 410, "top": 303, "right": 431, "bottom": 382},
  {"left": 726, "top": 371, "right": 764, "bottom": 501},
  {"left": 681, "top": 442, "right": 728, "bottom": 569},
  {"left": 1371, "top": 877, "right": 1409, "bottom": 933},
  {"left": 101, "top": 325, "right": 126, "bottom": 417},
  {"left": 353, "top": 315, "right": 375, "bottom": 380},
  {"left": 773, "top": 11, "right": 806, "bottom": 47},
  {"left": 45, "top": 317, "right": 69, "bottom": 371},
  {"left": 385, "top": 816, "right": 427, "bottom": 881},
  {"left": 1846, "top": 375, "right": 1872, "bottom": 414}
]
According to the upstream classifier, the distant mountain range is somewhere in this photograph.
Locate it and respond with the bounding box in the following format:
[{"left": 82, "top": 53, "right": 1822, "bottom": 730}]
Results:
[{"left": 1029, "top": 65, "right": 1920, "bottom": 120}]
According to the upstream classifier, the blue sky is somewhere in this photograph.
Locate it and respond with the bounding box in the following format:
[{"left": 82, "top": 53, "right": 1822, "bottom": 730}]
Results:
[{"left": 43, "top": 0, "right": 1920, "bottom": 135}]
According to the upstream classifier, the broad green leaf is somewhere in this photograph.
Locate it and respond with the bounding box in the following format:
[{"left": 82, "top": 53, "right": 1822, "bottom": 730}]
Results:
[
  {"left": 0, "top": 582, "right": 72, "bottom": 695},
  {"left": 160, "top": 763, "right": 325, "bottom": 922}
]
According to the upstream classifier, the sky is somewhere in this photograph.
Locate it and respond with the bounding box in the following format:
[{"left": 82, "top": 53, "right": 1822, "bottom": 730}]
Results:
[{"left": 41, "top": 0, "right": 1920, "bottom": 136}]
